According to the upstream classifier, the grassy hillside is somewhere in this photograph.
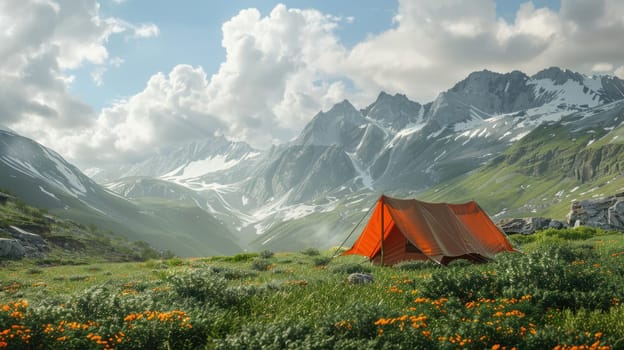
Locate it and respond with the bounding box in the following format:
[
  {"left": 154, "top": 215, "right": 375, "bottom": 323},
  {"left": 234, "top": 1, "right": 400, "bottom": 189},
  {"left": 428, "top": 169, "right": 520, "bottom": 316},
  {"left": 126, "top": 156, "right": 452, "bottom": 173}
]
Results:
[
  {"left": 1, "top": 227, "right": 623, "bottom": 349},
  {"left": 0, "top": 193, "right": 162, "bottom": 264},
  {"left": 0, "top": 174, "right": 243, "bottom": 257},
  {"left": 421, "top": 118, "right": 624, "bottom": 220}
]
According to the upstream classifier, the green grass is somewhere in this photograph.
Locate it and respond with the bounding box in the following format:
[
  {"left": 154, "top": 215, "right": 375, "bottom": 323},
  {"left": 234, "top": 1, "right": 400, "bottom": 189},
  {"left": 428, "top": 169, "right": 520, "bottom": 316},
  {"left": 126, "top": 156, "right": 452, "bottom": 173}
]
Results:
[
  {"left": 419, "top": 115, "right": 624, "bottom": 221},
  {"left": 1, "top": 227, "right": 623, "bottom": 349}
]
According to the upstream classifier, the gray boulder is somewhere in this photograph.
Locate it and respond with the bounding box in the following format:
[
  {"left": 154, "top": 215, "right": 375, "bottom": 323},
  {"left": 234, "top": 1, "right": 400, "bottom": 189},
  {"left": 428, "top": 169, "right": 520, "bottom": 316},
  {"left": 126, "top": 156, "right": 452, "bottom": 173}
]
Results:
[
  {"left": 8, "top": 226, "right": 48, "bottom": 250},
  {"left": 567, "top": 193, "right": 624, "bottom": 230},
  {"left": 347, "top": 272, "right": 374, "bottom": 285},
  {"left": 548, "top": 220, "right": 565, "bottom": 229},
  {"left": 2, "top": 226, "right": 49, "bottom": 258},
  {"left": 0, "top": 238, "right": 26, "bottom": 259},
  {"left": 497, "top": 217, "right": 552, "bottom": 235}
]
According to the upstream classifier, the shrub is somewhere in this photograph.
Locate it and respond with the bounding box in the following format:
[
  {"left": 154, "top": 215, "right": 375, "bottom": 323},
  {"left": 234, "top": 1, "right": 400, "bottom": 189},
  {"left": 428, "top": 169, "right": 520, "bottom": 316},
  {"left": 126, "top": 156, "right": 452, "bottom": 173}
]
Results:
[
  {"left": 259, "top": 250, "right": 274, "bottom": 259},
  {"left": 213, "top": 321, "right": 325, "bottom": 349},
  {"left": 68, "top": 275, "right": 89, "bottom": 282},
  {"left": 166, "top": 257, "right": 186, "bottom": 266},
  {"left": 330, "top": 263, "right": 372, "bottom": 274},
  {"left": 250, "top": 258, "right": 272, "bottom": 271},
  {"left": 552, "top": 304, "right": 624, "bottom": 341},
  {"left": 300, "top": 247, "right": 320, "bottom": 256},
  {"left": 313, "top": 256, "right": 331, "bottom": 267},
  {"left": 220, "top": 253, "right": 259, "bottom": 262},
  {"left": 394, "top": 260, "right": 438, "bottom": 271},
  {"left": 210, "top": 265, "right": 255, "bottom": 280},
  {"left": 541, "top": 227, "right": 595, "bottom": 241},
  {"left": 446, "top": 259, "right": 472, "bottom": 268},
  {"left": 167, "top": 269, "right": 245, "bottom": 308}
]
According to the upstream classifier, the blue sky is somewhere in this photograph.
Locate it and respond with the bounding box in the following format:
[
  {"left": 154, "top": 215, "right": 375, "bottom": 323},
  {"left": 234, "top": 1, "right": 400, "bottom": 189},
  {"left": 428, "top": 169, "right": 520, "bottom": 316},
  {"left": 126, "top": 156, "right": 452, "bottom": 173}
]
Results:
[
  {"left": 71, "top": 0, "right": 561, "bottom": 111},
  {"left": 72, "top": 0, "right": 399, "bottom": 110}
]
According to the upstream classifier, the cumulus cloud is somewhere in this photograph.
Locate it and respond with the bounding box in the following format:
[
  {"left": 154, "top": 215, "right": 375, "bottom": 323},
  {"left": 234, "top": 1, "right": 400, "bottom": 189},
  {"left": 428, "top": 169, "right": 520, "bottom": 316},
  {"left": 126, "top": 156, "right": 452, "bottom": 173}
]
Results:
[
  {"left": 0, "top": 0, "right": 156, "bottom": 162},
  {"left": 60, "top": 3, "right": 356, "bottom": 166},
  {"left": 3, "top": 0, "right": 624, "bottom": 169}
]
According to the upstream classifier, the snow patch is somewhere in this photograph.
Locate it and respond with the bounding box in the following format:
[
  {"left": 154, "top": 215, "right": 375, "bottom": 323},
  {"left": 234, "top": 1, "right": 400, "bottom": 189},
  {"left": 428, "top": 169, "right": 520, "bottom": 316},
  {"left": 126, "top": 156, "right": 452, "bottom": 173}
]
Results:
[
  {"left": 510, "top": 131, "right": 530, "bottom": 142},
  {"left": 529, "top": 78, "right": 600, "bottom": 107},
  {"left": 394, "top": 122, "right": 426, "bottom": 138},
  {"left": 39, "top": 186, "right": 58, "bottom": 200},
  {"left": 346, "top": 152, "right": 373, "bottom": 190},
  {"left": 433, "top": 150, "right": 447, "bottom": 162},
  {"left": 165, "top": 155, "right": 241, "bottom": 181},
  {"left": 41, "top": 148, "right": 87, "bottom": 196},
  {"left": 454, "top": 116, "right": 484, "bottom": 132},
  {"left": 427, "top": 127, "right": 445, "bottom": 140}
]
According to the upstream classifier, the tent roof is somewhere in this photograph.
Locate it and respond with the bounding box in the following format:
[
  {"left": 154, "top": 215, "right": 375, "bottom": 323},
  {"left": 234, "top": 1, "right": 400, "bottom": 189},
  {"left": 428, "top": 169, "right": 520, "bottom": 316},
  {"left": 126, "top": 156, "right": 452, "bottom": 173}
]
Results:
[{"left": 342, "top": 195, "right": 514, "bottom": 265}]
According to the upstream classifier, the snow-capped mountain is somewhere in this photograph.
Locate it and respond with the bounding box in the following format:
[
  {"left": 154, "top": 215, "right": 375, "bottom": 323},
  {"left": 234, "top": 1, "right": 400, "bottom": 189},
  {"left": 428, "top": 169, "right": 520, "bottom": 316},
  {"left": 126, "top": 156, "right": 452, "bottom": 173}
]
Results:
[
  {"left": 0, "top": 129, "right": 242, "bottom": 256},
  {"left": 92, "top": 67, "right": 624, "bottom": 251},
  {"left": 0, "top": 129, "right": 114, "bottom": 210},
  {"left": 90, "top": 135, "right": 259, "bottom": 184}
]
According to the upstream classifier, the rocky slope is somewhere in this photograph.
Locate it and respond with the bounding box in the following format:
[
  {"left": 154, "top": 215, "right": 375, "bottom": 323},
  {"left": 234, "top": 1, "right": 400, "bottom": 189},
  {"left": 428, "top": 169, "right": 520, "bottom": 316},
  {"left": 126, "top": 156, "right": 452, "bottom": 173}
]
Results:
[
  {"left": 422, "top": 99, "right": 624, "bottom": 220},
  {"left": 0, "top": 192, "right": 159, "bottom": 261}
]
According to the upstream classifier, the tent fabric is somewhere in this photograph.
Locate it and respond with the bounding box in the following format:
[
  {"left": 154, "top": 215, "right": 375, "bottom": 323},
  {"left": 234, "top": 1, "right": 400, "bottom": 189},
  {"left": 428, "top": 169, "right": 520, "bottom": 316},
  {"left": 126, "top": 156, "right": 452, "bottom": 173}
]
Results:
[{"left": 342, "top": 195, "right": 514, "bottom": 265}]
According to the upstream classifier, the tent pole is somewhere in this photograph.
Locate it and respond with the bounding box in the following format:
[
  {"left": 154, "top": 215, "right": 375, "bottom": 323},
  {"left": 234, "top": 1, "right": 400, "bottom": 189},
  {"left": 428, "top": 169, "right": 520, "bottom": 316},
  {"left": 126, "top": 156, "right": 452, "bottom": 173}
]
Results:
[{"left": 380, "top": 196, "right": 385, "bottom": 266}]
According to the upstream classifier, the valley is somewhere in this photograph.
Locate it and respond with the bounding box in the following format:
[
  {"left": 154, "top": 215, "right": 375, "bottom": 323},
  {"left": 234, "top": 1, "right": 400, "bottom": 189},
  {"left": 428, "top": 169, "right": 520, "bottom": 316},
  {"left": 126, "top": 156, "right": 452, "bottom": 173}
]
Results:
[{"left": 2, "top": 67, "right": 624, "bottom": 255}]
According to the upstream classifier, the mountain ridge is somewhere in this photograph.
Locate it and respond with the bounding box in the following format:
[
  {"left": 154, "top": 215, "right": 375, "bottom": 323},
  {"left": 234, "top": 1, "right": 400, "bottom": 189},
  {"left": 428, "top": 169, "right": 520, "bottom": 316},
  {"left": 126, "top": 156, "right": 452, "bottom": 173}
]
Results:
[{"left": 3, "top": 66, "right": 624, "bottom": 253}]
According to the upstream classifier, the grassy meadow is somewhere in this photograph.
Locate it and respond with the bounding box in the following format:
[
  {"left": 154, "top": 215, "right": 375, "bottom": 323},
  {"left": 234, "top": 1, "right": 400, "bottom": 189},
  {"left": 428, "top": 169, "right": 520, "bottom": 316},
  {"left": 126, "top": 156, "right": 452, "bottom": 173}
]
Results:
[{"left": 1, "top": 227, "right": 624, "bottom": 349}]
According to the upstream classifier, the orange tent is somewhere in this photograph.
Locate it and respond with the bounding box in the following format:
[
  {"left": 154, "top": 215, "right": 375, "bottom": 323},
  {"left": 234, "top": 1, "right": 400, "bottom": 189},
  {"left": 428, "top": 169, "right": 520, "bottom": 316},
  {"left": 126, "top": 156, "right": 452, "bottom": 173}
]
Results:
[{"left": 342, "top": 195, "right": 515, "bottom": 265}]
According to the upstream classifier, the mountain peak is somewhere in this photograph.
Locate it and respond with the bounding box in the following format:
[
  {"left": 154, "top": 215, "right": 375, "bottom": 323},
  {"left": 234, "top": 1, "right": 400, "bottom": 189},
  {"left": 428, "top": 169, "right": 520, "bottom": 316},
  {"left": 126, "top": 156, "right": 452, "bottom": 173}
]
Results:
[
  {"left": 296, "top": 99, "right": 366, "bottom": 147},
  {"left": 329, "top": 99, "right": 357, "bottom": 113},
  {"left": 361, "top": 91, "right": 423, "bottom": 131},
  {"left": 532, "top": 67, "right": 584, "bottom": 85},
  {"left": 373, "top": 91, "right": 411, "bottom": 104}
]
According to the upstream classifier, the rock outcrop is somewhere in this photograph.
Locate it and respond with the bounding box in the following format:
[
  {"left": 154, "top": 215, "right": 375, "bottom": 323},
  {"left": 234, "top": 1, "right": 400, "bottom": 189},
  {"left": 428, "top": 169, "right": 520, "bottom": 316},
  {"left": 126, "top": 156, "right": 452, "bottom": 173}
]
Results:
[
  {"left": 0, "top": 226, "right": 49, "bottom": 259},
  {"left": 497, "top": 193, "right": 624, "bottom": 235},
  {"left": 567, "top": 192, "right": 624, "bottom": 230},
  {"left": 497, "top": 217, "right": 557, "bottom": 235},
  {"left": 0, "top": 238, "right": 26, "bottom": 259}
]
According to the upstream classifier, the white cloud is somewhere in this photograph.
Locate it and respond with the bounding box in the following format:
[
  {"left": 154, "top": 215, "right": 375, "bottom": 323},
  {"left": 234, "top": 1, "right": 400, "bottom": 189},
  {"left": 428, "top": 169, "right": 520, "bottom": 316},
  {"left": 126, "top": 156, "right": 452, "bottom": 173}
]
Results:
[
  {"left": 3, "top": 0, "right": 624, "bottom": 169},
  {"left": 90, "top": 57, "right": 125, "bottom": 86},
  {"left": 592, "top": 63, "right": 614, "bottom": 72},
  {"left": 345, "top": 0, "right": 624, "bottom": 102},
  {"left": 132, "top": 23, "right": 159, "bottom": 38},
  {"left": 60, "top": 3, "right": 355, "bottom": 165},
  {"left": 0, "top": 0, "right": 157, "bottom": 158},
  {"left": 109, "top": 56, "right": 125, "bottom": 67}
]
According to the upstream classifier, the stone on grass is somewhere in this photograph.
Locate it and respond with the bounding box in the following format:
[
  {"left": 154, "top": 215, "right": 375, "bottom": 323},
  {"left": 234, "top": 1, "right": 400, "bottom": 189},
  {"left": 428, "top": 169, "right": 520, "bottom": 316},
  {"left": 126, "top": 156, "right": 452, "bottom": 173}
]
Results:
[{"left": 347, "top": 272, "right": 374, "bottom": 285}]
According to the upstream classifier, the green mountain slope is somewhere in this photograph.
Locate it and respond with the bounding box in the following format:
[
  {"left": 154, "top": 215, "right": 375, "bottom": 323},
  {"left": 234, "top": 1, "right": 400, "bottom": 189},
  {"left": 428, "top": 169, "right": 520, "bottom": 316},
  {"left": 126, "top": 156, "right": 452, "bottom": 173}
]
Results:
[
  {"left": 0, "top": 192, "right": 159, "bottom": 262},
  {"left": 0, "top": 130, "right": 242, "bottom": 257},
  {"left": 420, "top": 102, "right": 624, "bottom": 220}
]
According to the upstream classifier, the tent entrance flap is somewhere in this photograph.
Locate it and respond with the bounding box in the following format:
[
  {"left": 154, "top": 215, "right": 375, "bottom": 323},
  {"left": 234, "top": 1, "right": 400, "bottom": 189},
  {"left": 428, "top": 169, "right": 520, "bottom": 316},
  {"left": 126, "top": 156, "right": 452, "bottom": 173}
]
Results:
[{"left": 342, "top": 195, "right": 515, "bottom": 266}]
